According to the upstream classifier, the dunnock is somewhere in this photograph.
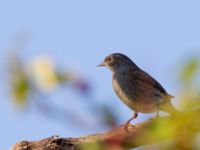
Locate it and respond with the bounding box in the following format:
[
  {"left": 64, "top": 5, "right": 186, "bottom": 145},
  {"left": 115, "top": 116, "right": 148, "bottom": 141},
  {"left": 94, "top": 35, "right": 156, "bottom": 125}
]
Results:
[{"left": 98, "top": 53, "right": 178, "bottom": 125}]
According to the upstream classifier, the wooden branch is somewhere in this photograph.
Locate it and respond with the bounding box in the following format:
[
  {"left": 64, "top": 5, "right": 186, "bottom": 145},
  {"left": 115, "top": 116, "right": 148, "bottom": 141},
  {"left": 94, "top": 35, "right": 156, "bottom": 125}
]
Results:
[{"left": 10, "top": 109, "right": 200, "bottom": 150}]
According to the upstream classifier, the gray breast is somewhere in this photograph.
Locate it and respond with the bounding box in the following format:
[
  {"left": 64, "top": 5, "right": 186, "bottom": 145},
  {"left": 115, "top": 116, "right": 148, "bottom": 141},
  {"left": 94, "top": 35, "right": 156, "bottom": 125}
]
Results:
[{"left": 112, "top": 73, "right": 138, "bottom": 110}]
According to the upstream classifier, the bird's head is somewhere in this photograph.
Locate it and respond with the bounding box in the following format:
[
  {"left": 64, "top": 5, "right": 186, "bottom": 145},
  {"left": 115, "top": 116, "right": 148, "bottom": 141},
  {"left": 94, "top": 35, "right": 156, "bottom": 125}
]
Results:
[{"left": 98, "top": 53, "right": 139, "bottom": 72}]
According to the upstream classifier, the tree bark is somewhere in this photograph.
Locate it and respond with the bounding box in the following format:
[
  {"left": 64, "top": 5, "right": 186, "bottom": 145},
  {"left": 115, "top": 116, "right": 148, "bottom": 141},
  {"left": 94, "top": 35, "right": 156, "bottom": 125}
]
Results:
[{"left": 10, "top": 109, "right": 200, "bottom": 150}]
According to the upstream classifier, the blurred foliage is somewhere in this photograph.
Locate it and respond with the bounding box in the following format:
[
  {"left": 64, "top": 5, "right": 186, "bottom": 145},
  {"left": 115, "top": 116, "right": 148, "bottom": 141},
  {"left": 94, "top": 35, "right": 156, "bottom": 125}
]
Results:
[
  {"left": 179, "top": 57, "right": 199, "bottom": 86},
  {"left": 79, "top": 142, "right": 104, "bottom": 150},
  {"left": 100, "top": 105, "right": 118, "bottom": 127},
  {"left": 29, "top": 56, "right": 60, "bottom": 90},
  {"left": 8, "top": 50, "right": 118, "bottom": 129},
  {"left": 9, "top": 55, "right": 91, "bottom": 105},
  {"left": 178, "top": 56, "right": 200, "bottom": 111},
  {"left": 10, "top": 56, "right": 30, "bottom": 107},
  {"left": 127, "top": 109, "right": 200, "bottom": 150}
]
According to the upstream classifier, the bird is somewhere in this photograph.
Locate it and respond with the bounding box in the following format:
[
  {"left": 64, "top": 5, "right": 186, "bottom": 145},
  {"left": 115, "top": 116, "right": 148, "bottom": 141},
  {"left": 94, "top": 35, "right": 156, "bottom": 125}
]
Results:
[{"left": 98, "top": 53, "right": 178, "bottom": 126}]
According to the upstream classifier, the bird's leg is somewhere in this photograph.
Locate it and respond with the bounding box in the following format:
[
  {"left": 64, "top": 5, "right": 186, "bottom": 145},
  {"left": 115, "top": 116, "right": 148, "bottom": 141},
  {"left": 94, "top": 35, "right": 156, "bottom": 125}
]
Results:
[
  {"left": 125, "top": 112, "right": 138, "bottom": 126},
  {"left": 123, "top": 112, "right": 138, "bottom": 132},
  {"left": 148, "top": 109, "right": 160, "bottom": 122},
  {"left": 155, "top": 108, "right": 160, "bottom": 118}
]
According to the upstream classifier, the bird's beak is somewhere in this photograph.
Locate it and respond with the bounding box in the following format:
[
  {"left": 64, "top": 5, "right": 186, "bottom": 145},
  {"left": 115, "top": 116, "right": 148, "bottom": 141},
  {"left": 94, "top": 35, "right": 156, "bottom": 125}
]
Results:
[{"left": 97, "top": 62, "right": 105, "bottom": 67}]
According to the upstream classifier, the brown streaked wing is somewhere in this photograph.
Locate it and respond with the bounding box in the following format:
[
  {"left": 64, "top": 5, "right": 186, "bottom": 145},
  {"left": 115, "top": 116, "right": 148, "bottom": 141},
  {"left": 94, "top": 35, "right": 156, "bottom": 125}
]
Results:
[{"left": 129, "top": 68, "right": 168, "bottom": 95}]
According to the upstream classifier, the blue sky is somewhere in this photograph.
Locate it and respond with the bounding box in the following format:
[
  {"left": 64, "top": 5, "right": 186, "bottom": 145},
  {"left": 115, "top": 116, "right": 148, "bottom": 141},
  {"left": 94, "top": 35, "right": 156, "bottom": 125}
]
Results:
[{"left": 0, "top": 0, "right": 200, "bottom": 149}]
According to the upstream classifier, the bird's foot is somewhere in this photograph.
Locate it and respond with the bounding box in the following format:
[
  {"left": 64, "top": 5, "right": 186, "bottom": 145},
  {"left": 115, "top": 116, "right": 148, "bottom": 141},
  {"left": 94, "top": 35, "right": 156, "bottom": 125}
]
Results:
[
  {"left": 119, "top": 122, "right": 135, "bottom": 132},
  {"left": 120, "top": 113, "right": 138, "bottom": 132},
  {"left": 122, "top": 119, "right": 136, "bottom": 132},
  {"left": 124, "top": 123, "right": 135, "bottom": 133}
]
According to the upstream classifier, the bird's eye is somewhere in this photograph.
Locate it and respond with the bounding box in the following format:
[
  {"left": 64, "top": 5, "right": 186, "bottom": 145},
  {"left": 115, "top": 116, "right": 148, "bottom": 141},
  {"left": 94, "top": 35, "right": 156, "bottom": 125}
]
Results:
[{"left": 105, "top": 57, "right": 112, "bottom": 62}]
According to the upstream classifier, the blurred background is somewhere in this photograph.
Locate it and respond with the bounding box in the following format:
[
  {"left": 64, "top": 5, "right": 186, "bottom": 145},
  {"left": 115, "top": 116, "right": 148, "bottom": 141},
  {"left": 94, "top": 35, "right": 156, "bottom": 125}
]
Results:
[{"left": 1, "top": 0, "right": 200, "bottom": 149}]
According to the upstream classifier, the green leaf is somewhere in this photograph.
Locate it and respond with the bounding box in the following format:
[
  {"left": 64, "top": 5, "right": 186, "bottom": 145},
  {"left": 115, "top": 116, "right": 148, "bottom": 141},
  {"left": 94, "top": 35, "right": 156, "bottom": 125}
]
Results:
[
  {"left": 12, "top": 75, "right": 29, "bottom": 106},
  {"left": 180, "top": 58, "right": 199, "bottom": 84}
]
